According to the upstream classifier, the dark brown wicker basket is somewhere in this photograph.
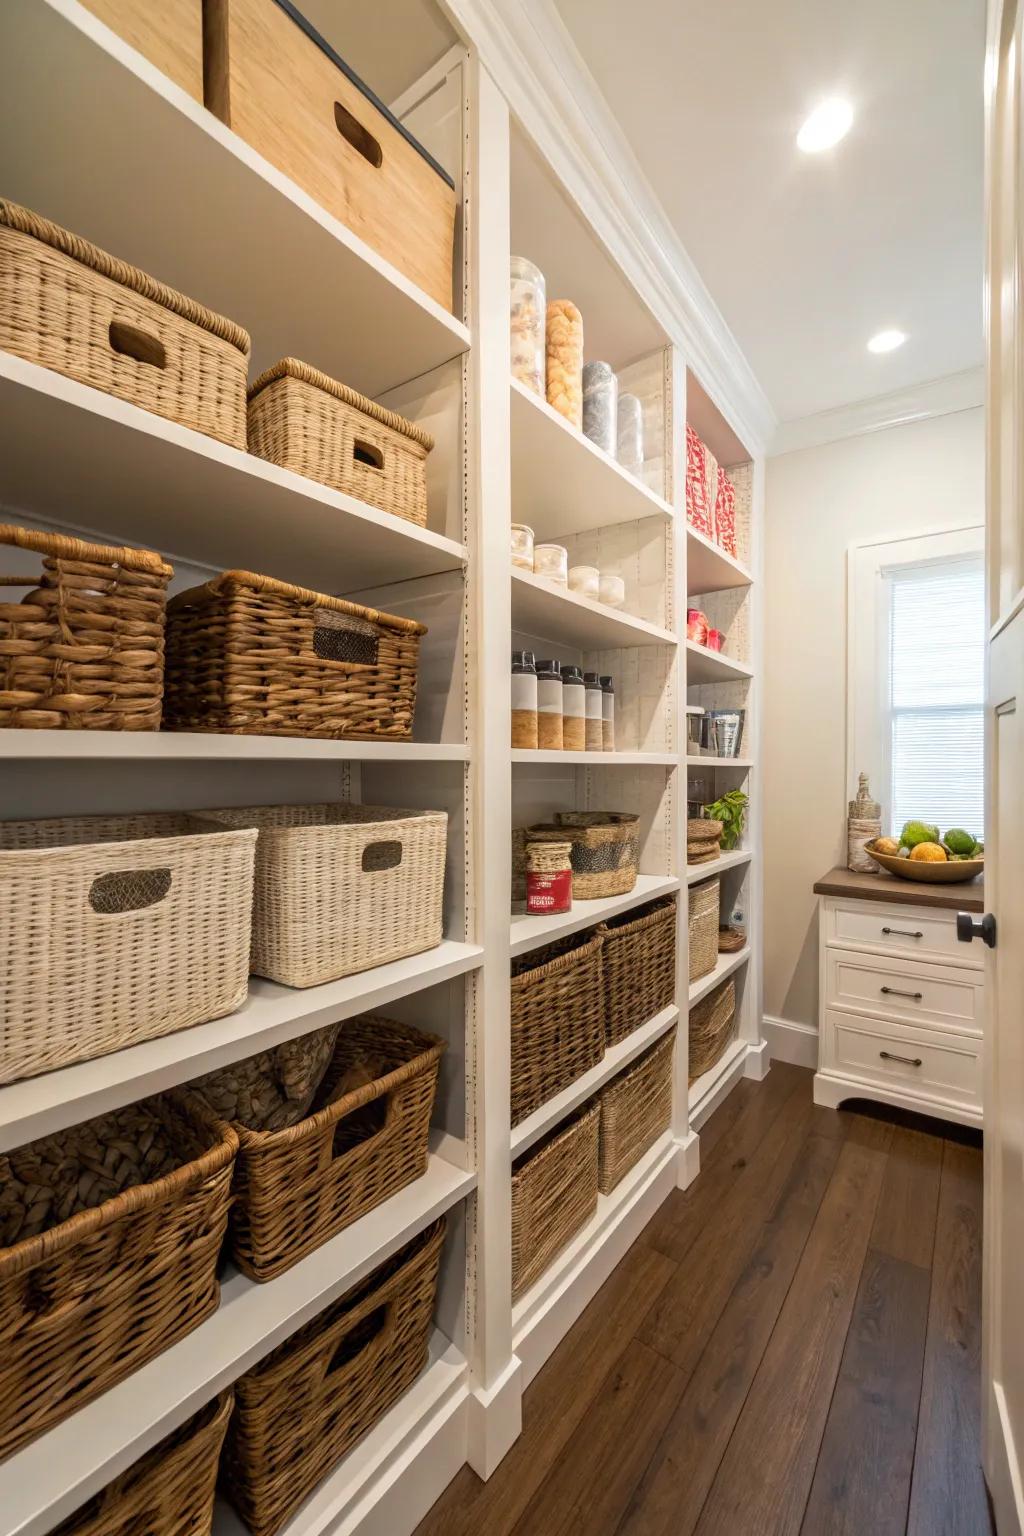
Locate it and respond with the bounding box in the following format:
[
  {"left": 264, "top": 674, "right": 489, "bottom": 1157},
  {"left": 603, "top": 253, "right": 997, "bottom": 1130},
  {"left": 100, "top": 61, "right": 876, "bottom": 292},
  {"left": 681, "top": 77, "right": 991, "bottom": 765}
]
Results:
[
  {"left": 510, "top": 932, "right": 605, "bottom": 1125},
  {"left": 0, "top": 1093, "right": 237, "bottom": 1459},
  {"left": 221, "top": 1218, "right": 446, "bottom": 1536},
  {"left": 194, "top": 1015, "right": 445, "bottom": 1281},
  {"left": 52, "top": 1390, "right": 234, "bottom": 1536},
  {"left": 598, "top": 897, "right": 677, "bottom": 1047},
  {"left": 512, "top": 1102, "right": 599, "bottom": 1300},
  {"left": 598, "top": 1028, "right": 675, "bottom": 1193}
]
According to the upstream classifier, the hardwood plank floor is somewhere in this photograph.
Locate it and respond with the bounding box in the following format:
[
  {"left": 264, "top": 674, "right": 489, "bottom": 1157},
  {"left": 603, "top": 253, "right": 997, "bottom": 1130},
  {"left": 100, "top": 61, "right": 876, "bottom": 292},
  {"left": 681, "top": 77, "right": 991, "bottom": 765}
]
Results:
[{"left": 414, "top": 1066, "right": 990, "bottom": 1536}]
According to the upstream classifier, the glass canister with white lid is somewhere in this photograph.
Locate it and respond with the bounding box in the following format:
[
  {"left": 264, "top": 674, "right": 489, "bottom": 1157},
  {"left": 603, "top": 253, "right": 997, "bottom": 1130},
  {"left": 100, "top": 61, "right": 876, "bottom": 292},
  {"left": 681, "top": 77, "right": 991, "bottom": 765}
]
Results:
[
  {"left": 582, "top": 361, "right": 618, "bottom": 454},
  {"left": 510, "top": 256, "right": 546, "bottom": 395},
  {"left": 617, "top": 393, "right": 644, "bottom": 474}
]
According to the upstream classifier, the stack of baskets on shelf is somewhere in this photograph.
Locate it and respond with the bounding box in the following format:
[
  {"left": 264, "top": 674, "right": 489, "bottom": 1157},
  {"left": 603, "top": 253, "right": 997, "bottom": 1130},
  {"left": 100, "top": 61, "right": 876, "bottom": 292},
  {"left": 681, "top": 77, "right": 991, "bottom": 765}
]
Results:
[{"left": 687, "top": 817, "right": 723, "bottom": 866}]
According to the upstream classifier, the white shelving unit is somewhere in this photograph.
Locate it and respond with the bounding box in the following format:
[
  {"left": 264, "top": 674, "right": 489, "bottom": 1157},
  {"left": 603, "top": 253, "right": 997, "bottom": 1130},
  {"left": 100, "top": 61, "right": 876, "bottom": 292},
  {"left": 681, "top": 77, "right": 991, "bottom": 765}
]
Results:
[{"left": 0, "top": 4, "right": 769, "bottom": 1533}]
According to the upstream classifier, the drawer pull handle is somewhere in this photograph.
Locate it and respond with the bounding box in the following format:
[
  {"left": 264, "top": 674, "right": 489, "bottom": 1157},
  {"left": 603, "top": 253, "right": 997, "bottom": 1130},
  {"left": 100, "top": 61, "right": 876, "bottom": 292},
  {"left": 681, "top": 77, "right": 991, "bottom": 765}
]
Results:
[
  {"left": 880, "top": 1050, "right": 923, "bottom": 1067},
  {"left": 880, "top": 985, "right": 923, "bottom": 1000},
  {"left": 881, "top": 927, "right": 924, "bottom": 939}
]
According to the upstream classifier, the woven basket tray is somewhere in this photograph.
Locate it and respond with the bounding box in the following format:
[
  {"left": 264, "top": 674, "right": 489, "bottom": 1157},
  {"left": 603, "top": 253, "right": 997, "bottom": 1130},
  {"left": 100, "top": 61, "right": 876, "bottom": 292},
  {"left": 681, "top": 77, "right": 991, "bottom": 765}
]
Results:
[
  {"left": 191, "top": 1022, "right": 340, "bottom": 1132},
  {"left": 688, "top": 876, "right": 720, "bottom": 982},
  {"left": 510, "top": 931, "right": 605, "bottom": 1125},
  {"left": 0, "top": 811, "right": 256, "bottom": 1085},
  {"left": 163, "top": 571, "right": 426, "bottom": 740},
  {"left": 0, "top": 523, "right": 173, "bottom": 731},
  {"left": 222, "top": 1218, "right": 445, "bottom": 1536},
  {"left": 689, "top": 977, "right": 737, "bottom": 1084},
  {"left": 512, "top": 1101, "right": 599, "bottom": 1300},
  {"left": 527, "top": 812, "right": 639, "bottom": 900},
  {"left": 598, "top": 1028, "right": 675, "bottom": 1194},
  {"left": 598, "top": 897, "right": 677, "bottom": 1047},
  {"left": 248, "top": 358, "right": 433, "bottom": 529},
  {"left": 0, "top": 1093, "right": 237, "bottom": 1459},
  {"left": 196, "top": 802, "right": 447, "bottom": 988},
  {"left": 194, "top": 1015, "right": 445, "bottom": 1281},
  {"left": 52, "top": 1389, "right": 233, "bottom": 1536},
  {"left": 0, "top": 199, "right": 250, "bottom": 446}
]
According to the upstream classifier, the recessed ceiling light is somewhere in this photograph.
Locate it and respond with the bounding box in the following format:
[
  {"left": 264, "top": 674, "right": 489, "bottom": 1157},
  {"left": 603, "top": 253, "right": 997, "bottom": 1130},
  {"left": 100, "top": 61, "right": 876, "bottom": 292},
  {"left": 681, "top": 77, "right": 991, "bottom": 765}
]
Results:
[
  {"left": 867, "top": 329, "right": 907, "bottom": 354},
  {"left": 797, "top": 98, "right": 854, "bottom": 153}
]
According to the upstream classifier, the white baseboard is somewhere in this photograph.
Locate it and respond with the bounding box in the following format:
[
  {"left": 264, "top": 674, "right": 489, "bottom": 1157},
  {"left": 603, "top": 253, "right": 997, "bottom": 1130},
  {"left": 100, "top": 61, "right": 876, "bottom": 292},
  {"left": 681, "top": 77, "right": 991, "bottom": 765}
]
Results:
[
  {"left": 763, "top": 1014, "right": 819, "bottom": 1069},
  {"left": 988, "top": 1378, "right": 1024, "bottom": 1536}
]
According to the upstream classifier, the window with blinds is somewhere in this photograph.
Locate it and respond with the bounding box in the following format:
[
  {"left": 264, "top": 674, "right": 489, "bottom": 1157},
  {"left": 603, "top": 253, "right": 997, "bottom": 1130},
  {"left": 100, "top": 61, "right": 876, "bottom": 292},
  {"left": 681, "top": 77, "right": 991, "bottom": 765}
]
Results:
[{"left": 884, "top": 554, "right": 985, "bottom": 838}]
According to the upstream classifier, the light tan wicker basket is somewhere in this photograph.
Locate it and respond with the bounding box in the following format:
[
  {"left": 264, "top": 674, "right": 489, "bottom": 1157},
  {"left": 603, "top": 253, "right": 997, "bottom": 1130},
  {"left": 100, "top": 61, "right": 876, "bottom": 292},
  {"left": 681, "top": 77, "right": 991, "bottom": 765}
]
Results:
[
  {"left": 689, "top": 977, "right": 737, "bottom": 1083},
  {"left": 248, "top": 358, "right": 433, "bottom": 528},
  {"left": 510, "top": 931, "right": 605, "bottom": 1125},
  {"left": 0, "top": 524, "right": 173, "bottom": 731},
  {"left": 527, "top": 812, "right": 639, "bottom": 900},
  {"left": 686, "top": 816, "right": 722, "bottom": 865},
  {"left": 512, "top": 1102, "right": 599, "bottom": 1300},
  {"left": 688, "top": 876, "right": 720, "bottom": 982},
  {"left": 0, "top": 812, "right": 256, "bottom": 1084},
  {"left": 197, "top": 803, "right": 447, "bottom": 988},
  {"left": 598, "top": 1028, "right": 675, "bottom": 1194},
  {"left": 0, "top": 199, "right": 250, "bottom": 445}
]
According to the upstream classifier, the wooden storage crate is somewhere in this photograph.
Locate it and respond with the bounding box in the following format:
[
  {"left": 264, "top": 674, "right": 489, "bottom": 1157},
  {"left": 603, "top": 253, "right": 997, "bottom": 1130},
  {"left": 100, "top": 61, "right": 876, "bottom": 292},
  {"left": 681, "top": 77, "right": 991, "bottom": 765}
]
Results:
[
  {"left": 0, "top": 1094, "right": 237, "bottom": 1459},
  {"left": 203, "top": 0, "right": 458, "bottom": 312},
  {"left": 222, "top": 1218, "right": 446, "bottom": 1536},
  {"left": 163, "top": 571, "right": 427, "bottom": 740},
  {"left": 597, "top": 1028, "right": 675, "bottom": 1193},
  {"left": 79, "top": 0, "right": 204, "bottom": 101},
  {"left": 511, "top": 1102, "right": 600, "bottom": 1300},
  {"left": 0, "top": 812, "right": 256, "bottom": 1085},
  {"left": 0, "top": 200, "right": 250, "bottom": 446},
  {"left": 688, "top": 876, "right": 720, "bottom": 982},
  {"left": 598, "top": 896, "right": 676, "bottom": 1047},
  {"left": 248, "top": 358, "right": 433, "bottom": 527},
  {"left": 510, "top": 931, "right": 605, "bottom": 1125},
  {"left": 689, "top": 977, "right": 737, "bottom": 1083}
]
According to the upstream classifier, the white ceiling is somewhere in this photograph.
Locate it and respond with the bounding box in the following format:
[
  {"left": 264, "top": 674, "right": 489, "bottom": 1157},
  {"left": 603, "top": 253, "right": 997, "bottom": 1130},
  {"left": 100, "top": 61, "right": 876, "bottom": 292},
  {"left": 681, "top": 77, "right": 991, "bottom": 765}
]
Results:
[{"left": 552, "top": 0, "right": 986, "bottom": 425}]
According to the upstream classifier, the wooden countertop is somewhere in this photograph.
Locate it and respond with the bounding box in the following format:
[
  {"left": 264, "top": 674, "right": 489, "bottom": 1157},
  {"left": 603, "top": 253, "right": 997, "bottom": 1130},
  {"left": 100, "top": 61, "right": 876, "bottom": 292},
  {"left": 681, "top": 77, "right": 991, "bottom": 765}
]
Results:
[{"left": 813, "top": 864, "right": 985, "bottom": 913}]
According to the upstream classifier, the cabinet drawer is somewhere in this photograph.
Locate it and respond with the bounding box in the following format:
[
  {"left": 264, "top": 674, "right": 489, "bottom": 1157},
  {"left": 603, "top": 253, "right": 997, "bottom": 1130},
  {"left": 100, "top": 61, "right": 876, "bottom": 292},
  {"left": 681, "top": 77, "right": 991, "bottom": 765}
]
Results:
[
  {"left": 821, "top": 1011, "right": 981, "bottom": 1110},
  {"left": 825, "top": 898, "right": 979, "bottom": 968},
  {"left": 825, "top": 950, "right": 982, "bottom": 1035}
]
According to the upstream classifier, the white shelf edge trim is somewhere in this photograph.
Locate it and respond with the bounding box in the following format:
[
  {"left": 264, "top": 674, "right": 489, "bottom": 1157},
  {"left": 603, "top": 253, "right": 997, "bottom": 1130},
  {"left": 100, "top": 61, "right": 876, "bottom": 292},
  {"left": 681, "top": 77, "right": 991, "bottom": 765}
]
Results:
[
  {"left": 511, "top": 750, "right": 678, "bottom": 766},
  {"left": 685, "top": 523, "right": 754, "bottom": 592},
  {"left": 686, "top": 756, "right": 754, "bottom": 769},
  {"left": 510, "top": 567, "right": 677, "bottom": 648},
  {"left": 684, "top": 850, "right": 753, "bottom": 885},
  {"left": 510, "top": 873, "right": 680, "bottom": 956},
  {"left": 0, "top": 728, "right": 471, "bottom": 763},
  {"left": 688, "top": 1038, "right": 750, "bottom": 1127},
  {"left": 688, "top": 946, "right": 751, "bottom": 1007},
  {"left": 685, "top": 639, "right": 754, "bottom": 683}
]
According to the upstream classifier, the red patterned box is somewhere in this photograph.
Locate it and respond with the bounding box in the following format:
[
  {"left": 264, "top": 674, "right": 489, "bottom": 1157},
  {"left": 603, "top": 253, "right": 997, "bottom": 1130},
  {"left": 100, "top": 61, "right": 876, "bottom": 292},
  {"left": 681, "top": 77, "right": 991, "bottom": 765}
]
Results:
[
  {"left": 715, "top": 467, "right": 737, "bottom": 556},
  {"left": 685, "top": 424, "right": 713, "bottom": 536}
]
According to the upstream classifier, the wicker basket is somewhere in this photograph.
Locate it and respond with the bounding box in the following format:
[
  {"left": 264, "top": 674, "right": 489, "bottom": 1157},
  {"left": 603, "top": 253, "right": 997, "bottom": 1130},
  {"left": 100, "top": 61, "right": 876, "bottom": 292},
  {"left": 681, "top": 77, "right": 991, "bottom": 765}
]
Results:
[
  {"left": 0, "top": 524, "right": 173, "bottom": 731},
  {"left": 598, "top": 897, "right": 676, "bottom": 1048},
  {"left": 687, "top": 817, "right": 722, "bottom": 866},
  {"left": 512, "top": 1102, "right": 599, "bottom": 1300},
  {"left": 248, "top": 358, "right": 433, "bottom": 528},
  {"left": 598, "top": 1028, "right": 675, "bottom": 1194},
  {"left": 510, "top": 932, "right": 605, "bottom": 1125},
  {"left": 688, "top": 877, "right": 720, "bottom": 982},
  {"left": 196, "top": 1015, "right": 445, "bottom": 1281},
  {"left": 0, "top": 812, "right": 256, "bottom": 1085},
  {"left": 191, "top": 1023, "right": 341, "bottom": 1133},
  {"left": 0, "top": 199, "right": 250, "bottom": 446},
  {"left": 222, "top": 1218, "right": 445, "bottom": 1536},
  {"left": 527, "top": 812, "right": 639, "bottom": 900},
  {"left": 163, "top": 571, "right": 426, "bottom": 740},
  {"left": 689, "top": 977, "right": 737, "bottom": 1083},
  {"left": 0, "top": 1093, "right": 237, "bottom": 1459},
  {"left": 52, "top": 1389, "right": 233, "bottom": 1536}
]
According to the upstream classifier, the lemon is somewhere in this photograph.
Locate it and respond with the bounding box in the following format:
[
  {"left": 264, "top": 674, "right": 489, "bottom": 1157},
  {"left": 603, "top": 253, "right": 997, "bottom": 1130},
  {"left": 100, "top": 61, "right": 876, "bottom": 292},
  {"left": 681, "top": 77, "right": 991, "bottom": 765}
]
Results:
[{"left": 910, "top": 842, "right": 947, "bottom": 862}]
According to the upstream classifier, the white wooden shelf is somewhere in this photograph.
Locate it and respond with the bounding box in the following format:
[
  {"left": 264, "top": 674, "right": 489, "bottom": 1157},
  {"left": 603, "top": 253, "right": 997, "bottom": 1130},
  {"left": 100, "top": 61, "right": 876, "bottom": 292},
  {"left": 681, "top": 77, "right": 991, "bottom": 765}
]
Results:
[
  {"left": 686, "top": 640, "right": 755, "bottom": 685},
  {"left": 686, "top": 756, "right": 753, "bottom": 770},
  {"left": 688, "top": 946, "right": 751, "bottom": 1007},
  {"left": 0, "top": 727, "right": 469, "bottom": 764},
  {"left": 510, "top": 873, "right": 680, "bottom": 957},
  {"left": 685, "top": 849, "right": 753, "bottom": 884},
  {"left": 0, "top": 943, "right": 483, "bottom": 1151},
  {"left": 0, "top": 0, "right": 470, "bottom": 395},
  {"left": 510, "top": 377, "right": 674, "bottom": 539},
  {"left": 0, "top": 355, "right": 467, "bottom": 590},
  {"left": 689, "top": 1038, "right": 749, "bottom": 1125},
  {"left": 512, "top": 749, "right": 678, "bottom": 766},
  {"left": 686, "top": 525, "right": 753, "bottom": 595},
  {"left": 511, "top": 1007, "right": 679, "bottom": 1156},
  {"left": 0, "top": 1159, "right": 475, "bottom": 1536},
  {"left": 511, "top": 569, "right": 677, "bottom": 650}
]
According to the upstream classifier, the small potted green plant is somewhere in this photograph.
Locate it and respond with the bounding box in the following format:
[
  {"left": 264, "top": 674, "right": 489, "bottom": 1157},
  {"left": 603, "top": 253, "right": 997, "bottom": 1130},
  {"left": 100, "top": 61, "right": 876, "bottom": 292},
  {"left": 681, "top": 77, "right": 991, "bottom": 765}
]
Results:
[{"left": 703, "top": 788, "right": 748, "bottom": 851}]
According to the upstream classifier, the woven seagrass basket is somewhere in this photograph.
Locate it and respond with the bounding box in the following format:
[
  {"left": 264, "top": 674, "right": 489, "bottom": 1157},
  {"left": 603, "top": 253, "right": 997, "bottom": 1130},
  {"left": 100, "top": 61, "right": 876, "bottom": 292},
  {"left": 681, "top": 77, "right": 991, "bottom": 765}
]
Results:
[
  {"left": 248, "top": 358, "right": 433, "bottom": 528},
  {"left": 52, "top": 1389, "right": 233, "bottom": 1536},
  {"left": 191, "top": 1023, "right": 341, "bottom": 1133},
  {"left": 0, "top": 812, "right": 256, "bottom": 1084},
  {"left": 512, "top": 1102, "right": 600, "bottom": 1300},
  {"left": 689, "top": 977, "right": 737, "bottom": 1083},
  {"left": 0, "top": 1093, "right": 237, "bottom": 1459},
  {"left": 194, "top": 1015, "right": 445, "bottom": 1281},
  {"left": 222, "top": 1218, "right": 445, "bottom": 1536},
  {"left": 163, "top": 571, "right": 426, "bottom": 740},
  {"left": 598, "top": 1028, "right": 675, "bottom": 1194},
  {"left": 527, "top": 812, "right": 639, "bottom": 900},
  {"left": 688, "top": 876, "right": 720, "bottom": 982},
  {"left": 686, "top": 817, "right": 722, "bottom": 866},
  {"left": 598, "top": 897, "right": 677, "bottom": 1047},
  {"left": 510, "top": 931, "right": 605, "bottom": 1124},
  {"left": 0, "top": 524, "right": 173, "bottom": 731},
  {"left": 0, "top": 199, "right": 250, "bottom": 445}
]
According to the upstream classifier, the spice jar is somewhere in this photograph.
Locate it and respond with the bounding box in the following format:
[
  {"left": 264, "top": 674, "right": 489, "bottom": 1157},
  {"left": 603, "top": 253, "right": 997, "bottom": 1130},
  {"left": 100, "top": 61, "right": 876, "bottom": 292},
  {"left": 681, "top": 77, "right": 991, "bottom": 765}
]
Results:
[
  {"left": 584, "top": 672, "right": 604, "bottom": 751},
  {"left": 526, "top": 839, "right": 572, "bottom": 915},
  {"left": 511, "top": 522, "right": 535, "bottom": 571},
  {"left": 536, "top": 658, "right": 563, "bottom": 750},
  {"left": 599, "top": 573, "right": 625, "bottom": 608},
  {"left": 511, "top": 650, "right": 538, "bottom": 749},
  {"left": 686, "top": 608, "right": 709, "bottom": 644},
  {"left": 510, "top": 255, "right": 545, "bottom": 395},
  {"left": 568, "top": 565, "right": 600, "bottom": 599},
  {"left": 546, "top": 300, "right": 584, "bottom": 428},
  {"left": 561, "top": 665, "right": 586, "bottom": 750},
  {"left": 582, "top": 361, "right": 618, "bottom": 454},
  {"left": 534, "top": 543, "right": 568, "bottom": 587},
  {"left": 617, "top": 393, "right": 644, "bottom": 473},
  {"left": 601, "top": 675, "right": 616, "bottom": 751}
]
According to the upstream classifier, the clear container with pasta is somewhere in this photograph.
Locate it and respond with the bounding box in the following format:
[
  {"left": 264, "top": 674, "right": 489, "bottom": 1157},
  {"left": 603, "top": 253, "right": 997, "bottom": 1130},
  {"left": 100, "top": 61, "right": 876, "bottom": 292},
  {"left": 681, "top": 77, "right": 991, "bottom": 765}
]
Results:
[
  {"left": 510, "top": 256, "right": 546, "bottom": 395},
  {"left": 546, "top": 300, "right": 584, "bottom": 428}
]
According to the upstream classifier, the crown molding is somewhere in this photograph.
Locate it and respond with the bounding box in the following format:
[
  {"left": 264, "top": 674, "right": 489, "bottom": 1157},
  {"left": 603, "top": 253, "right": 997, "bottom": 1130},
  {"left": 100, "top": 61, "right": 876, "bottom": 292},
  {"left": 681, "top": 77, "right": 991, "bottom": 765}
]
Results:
[
  {"left": 443, "top": 0, "right": 776, "bottom": 457},
  {"left": 769, "top": 366, "right": 986, "bottom": 457}
]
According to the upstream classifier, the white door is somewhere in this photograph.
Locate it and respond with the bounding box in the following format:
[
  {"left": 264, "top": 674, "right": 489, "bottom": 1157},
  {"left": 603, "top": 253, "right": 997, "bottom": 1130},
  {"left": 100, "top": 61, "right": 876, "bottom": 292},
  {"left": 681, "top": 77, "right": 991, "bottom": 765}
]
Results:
[{"left": 979, "top": 1, "right": 1024, "bottom": 1527}]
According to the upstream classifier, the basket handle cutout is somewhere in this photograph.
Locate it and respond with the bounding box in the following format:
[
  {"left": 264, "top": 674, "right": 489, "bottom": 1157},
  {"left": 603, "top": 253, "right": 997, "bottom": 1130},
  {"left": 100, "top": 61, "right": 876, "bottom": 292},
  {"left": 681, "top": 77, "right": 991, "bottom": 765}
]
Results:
[
  {"left": 108, "top": 321, "right": 166, "bottom": 370},
  {"left": 333, "top": 101, "right": 383, "bottom": 168},
  {"left": 331, "top": 1094, "right": 389, "bottom": 1161},
  {"left": 89, "top": 869, "right": 172, "bottom": 914},
  {"left": 313, "top": 624, "right": 378, "bottom": 667},
  {"left": 362, "top": 839, "right": 403, "bottom": 873},
  {"left": 353, "top": 439, "right": 384, "bottom": 472},
  {"left": 325, "top": 1303, "right": 389, "bottom": 1378}
]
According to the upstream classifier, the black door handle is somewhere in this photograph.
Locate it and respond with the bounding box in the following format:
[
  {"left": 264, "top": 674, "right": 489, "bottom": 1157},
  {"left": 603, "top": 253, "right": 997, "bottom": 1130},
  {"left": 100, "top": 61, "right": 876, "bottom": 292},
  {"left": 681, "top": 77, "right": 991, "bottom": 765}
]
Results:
[{"left": 957, "top": 911, "right": 997, "bottom": 948}]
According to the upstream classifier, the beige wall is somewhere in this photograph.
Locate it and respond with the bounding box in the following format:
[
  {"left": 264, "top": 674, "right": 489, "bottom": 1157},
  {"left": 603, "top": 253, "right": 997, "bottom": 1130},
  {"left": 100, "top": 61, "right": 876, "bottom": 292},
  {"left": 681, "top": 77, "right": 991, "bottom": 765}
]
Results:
[{"left": 763, "top": 406, "right": 985, "bottom": 1031}]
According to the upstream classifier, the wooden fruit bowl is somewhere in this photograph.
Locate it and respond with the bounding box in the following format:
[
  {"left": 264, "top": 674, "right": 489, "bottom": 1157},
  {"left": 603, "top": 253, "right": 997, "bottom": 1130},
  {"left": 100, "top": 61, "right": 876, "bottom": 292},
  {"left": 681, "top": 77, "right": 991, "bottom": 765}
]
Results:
[{"left": 864, "top": 841, "right": 984, "bottom": 884}]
